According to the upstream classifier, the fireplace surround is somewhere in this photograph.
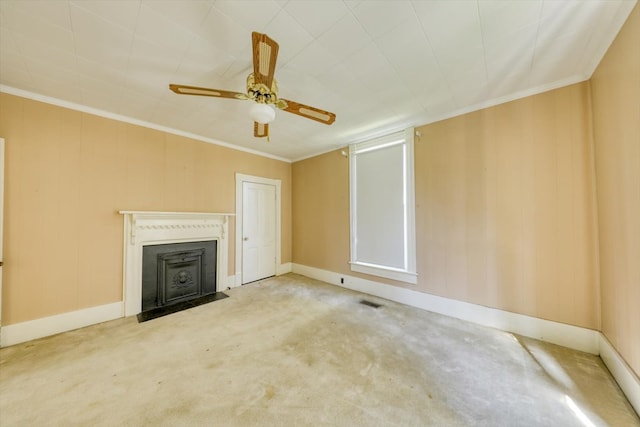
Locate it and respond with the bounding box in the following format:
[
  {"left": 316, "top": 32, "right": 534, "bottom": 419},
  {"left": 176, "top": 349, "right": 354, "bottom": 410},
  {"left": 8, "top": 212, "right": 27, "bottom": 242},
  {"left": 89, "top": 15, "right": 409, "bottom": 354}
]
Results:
[{"left": 120, "top": 211, "right": 234, "bottom": 317}]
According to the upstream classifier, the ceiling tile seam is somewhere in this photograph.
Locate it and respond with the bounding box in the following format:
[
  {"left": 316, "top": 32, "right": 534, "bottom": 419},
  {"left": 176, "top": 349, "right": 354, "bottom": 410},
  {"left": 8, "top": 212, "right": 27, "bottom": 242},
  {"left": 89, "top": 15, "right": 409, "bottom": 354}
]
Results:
[
  {"left": 189, "top": 2, "right": 241, "bottom": 81},
  {"left": 350, "top": 3, "right": 422, "bottom": 116},
  {"left": 143, "top": 0, "right": 214, "bottom": 40},
  {"left": 524, "top": 1, "right": 545, "bottom": 89},
  {"left": 340, "top": 0, "right": 376, "bottom": 73},
  {"left": 66, "top": 0, "right": 86, "bottom": 100},
  {"left": 409, "top": 0, "right": 454, "bottom": 111},
  {"left": 166, "top": 32, "right": 211, "bottom": 91},
  {"left": 475, "top": 0, "right": 491, "bottom": 95},
  {"left": 3, "top": 1, "right": 72, "bottom": 34},
  {"left": 283, "top": 0, "right": 349, "bottom": 42},
  {"left": 278, "top": 7, "right": 344, "bottom": 71},
  {"left": 580, "top": 1, "right": 633, "bottom": 80},
  {"left": 70, "top": 1, "right": 138, "bottom": 35},
  {"left": 69, "top": 1, "right": 141, "bottom": 110},
  {"left": 133, "top": 23, "right": 202, "bottom": 80},
  {"left": 576, "top": 15, "right": 606, "bottom": 77},
  {"left": 212, "top": 2, "right": 284, "bottom": 75},
  {"left": 3, "top": 3, "right": 75, "bottom": 89},
  {"left": 2, "top": 28, "right": 34, "bottom": 87},
  {"left": 124, "top": 2, "right": 162, "bottom": 116},
  {"left": 329, "top": 26, "right": 397, "bottom": 96},
  {"left": 14, "top": 44, "right": 47, "bottom": 91},
  {"left": 218, "top": 55, "right": 244, "bottom": 81},
  {"left": 213, "top": 1, "right": 285, "bottom": 35}
]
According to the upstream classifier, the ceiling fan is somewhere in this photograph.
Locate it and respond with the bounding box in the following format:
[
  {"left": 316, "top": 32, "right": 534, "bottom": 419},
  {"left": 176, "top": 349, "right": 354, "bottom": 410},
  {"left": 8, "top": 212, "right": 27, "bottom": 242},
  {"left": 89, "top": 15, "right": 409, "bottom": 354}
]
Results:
[{"left": 169, "top": 32, "right": 336, "bottom": 140}]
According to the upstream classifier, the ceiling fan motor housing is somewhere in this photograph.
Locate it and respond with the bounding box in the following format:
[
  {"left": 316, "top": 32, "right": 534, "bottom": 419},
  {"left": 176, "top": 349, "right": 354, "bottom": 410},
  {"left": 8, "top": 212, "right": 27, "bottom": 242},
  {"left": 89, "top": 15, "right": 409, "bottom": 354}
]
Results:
[{"left": 246, "top": 73, "right": 279, "bottom": 105}]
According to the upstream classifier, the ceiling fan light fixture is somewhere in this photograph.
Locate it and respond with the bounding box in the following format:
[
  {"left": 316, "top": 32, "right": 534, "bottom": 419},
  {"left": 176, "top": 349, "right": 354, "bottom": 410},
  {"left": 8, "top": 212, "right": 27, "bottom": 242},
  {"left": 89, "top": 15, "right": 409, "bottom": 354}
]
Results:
[{"left": 249, "top": 102, "right": 276, "bottom": 124}]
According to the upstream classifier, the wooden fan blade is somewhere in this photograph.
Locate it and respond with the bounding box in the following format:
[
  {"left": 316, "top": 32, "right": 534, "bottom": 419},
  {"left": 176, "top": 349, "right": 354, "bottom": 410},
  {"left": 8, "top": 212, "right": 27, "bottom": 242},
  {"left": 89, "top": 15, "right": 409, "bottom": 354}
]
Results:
[
  {"left": 279, "top": 99, "right": 336, "bottom": 125},
  {"left": 169, "top": 84, "right": 247, "bottom": 100},
  {"left": 252, "top": 32, "right": 279, "bottom": 89},
  {"left": 254, "top": 122, "right": 269, "bottom": 139}
]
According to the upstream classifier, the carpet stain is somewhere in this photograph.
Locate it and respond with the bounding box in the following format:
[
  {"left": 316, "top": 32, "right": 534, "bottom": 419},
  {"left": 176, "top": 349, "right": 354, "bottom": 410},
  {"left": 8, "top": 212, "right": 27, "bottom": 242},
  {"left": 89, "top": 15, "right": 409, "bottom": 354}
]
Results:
[
  {"left": 264, "top": 384, "right": 276, "bottom": 400},
  {"left": 359, "top": 362, "right": 373, "bottom": 376}
]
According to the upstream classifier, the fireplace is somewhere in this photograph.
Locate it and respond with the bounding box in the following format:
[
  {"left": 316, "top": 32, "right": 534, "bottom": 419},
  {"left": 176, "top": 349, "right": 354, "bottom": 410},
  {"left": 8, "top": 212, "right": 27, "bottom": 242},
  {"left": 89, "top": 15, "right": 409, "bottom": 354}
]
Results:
[
  {"left": 119, "top": 211, "right": 234, "bottom": 317},
  {"left": 141, "top": 240, "right": 217, "bottom": 311}
]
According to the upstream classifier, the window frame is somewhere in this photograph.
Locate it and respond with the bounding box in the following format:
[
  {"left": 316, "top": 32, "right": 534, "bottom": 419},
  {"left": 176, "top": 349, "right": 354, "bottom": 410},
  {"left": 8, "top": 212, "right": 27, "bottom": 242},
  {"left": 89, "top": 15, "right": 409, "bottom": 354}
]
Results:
[{"left": 348, "top": 128, "right": 417, "bottom": 284}]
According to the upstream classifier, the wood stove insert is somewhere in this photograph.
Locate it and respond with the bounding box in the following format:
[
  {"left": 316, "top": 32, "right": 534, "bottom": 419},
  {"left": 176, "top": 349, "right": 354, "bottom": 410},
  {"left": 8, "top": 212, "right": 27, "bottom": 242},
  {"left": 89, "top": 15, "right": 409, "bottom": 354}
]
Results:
[{"left": 138, "top": 240, "right": 226, "bottom": 321}]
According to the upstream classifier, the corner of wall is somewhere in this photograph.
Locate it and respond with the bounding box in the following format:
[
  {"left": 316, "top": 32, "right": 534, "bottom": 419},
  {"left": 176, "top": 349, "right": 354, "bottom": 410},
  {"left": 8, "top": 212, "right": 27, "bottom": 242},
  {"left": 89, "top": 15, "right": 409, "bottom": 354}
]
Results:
[
  {"left": 599, "top": 334, "right": 640, "bottom": 416},
  {"left": 584, "top": 79, "right": 603, "bottom": 332}
]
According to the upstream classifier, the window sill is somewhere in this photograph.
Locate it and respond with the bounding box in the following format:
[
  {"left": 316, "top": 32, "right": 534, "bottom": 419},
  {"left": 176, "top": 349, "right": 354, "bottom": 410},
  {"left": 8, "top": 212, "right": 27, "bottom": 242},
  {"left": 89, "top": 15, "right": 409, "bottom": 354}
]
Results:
[{"left": 349, "top": 262, "right": 417, "bottom": 285}]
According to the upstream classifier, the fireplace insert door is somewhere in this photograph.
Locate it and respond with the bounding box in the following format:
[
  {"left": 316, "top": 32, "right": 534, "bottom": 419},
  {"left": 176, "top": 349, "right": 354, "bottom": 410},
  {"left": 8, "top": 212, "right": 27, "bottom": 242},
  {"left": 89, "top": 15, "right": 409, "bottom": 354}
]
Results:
[{"left": 157, "top": 249, "right": 204, "bottom": 306}]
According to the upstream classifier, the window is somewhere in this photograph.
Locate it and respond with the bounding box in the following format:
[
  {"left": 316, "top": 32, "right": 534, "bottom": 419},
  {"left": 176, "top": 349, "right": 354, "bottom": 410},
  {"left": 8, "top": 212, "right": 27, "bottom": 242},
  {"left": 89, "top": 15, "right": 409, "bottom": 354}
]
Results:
[{"left": 349, "top": 128, "right": 417, "bottom": 284}]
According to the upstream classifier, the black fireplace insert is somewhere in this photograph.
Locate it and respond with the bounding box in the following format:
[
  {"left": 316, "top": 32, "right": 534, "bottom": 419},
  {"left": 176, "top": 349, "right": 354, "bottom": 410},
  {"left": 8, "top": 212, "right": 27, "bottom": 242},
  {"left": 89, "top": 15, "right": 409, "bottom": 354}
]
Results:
[{"left": 141, "top": 240, "right": 218, "bottom": 314}]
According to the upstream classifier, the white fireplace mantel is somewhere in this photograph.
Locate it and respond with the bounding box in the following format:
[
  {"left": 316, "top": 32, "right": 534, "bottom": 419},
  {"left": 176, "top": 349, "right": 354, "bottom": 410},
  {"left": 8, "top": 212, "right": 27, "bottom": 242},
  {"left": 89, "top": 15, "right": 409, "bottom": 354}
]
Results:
[{"left": 119, "top": 211, "right": 234, "bottom": 317}]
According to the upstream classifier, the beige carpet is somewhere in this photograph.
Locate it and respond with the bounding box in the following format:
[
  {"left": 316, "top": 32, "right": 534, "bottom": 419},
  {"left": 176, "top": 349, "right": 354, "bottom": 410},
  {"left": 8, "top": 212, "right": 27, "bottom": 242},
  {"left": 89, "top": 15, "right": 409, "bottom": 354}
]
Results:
[{"left": 1, "top": 274, "right": 638, "bottom": 426}]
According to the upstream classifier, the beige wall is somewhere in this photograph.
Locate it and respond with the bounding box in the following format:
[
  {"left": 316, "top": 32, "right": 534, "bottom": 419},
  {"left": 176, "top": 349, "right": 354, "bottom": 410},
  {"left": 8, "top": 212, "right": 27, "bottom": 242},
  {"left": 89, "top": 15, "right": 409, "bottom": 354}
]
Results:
[
  {"left": 591, "top": 4, "right": 640, "bottom": 377},
  {"left": 294, "top": 82, "right": 600, "bottom": 330},
  {"left": 416, "top": 82, "right": 598, "bottom": 329},
  {"left": 292, "top": 149, "right": 350, "bottom": 271},
  {"left": 0, "top": 92, "right": 291, "bottom": 325}
]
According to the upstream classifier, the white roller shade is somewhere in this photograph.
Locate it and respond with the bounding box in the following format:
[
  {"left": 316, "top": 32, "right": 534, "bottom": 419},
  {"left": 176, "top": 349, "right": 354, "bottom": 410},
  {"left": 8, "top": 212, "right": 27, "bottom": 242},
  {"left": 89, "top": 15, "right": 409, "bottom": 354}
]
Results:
[{"left": 349, "top": 129, "right": 417, "bottom": 284}]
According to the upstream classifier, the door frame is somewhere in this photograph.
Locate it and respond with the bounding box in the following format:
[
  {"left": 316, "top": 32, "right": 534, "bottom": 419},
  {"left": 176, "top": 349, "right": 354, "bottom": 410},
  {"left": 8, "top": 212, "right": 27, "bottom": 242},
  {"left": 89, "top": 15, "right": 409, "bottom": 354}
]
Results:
[
  {"left": 235, "top": 173, "right": 281, "bottom": 287},
  {"left": 0, "top": 138, "right": 5, "bottom": 335}
]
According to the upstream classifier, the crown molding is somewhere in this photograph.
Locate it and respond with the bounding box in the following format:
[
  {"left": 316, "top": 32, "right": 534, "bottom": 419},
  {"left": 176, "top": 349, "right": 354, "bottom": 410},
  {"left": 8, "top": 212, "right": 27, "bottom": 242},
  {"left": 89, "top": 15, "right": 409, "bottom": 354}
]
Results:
[{"left": 0, "top": 85, "right": 291, "bottom": 163}]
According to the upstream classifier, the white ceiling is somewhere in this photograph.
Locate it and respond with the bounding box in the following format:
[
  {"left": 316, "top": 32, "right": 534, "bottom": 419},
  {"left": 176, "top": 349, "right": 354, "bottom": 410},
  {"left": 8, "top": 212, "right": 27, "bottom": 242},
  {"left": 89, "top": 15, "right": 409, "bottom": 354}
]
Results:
[{"left": 0, "top": 0, "right": 636, "bottom": 161}]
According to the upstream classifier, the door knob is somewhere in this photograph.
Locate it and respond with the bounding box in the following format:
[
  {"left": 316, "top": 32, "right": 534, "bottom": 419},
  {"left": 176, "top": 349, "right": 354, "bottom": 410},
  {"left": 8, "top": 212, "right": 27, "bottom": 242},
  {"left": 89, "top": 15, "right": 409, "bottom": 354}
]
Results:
[{"left": 243, "top": 237, "right": 249, "bottom": 241}]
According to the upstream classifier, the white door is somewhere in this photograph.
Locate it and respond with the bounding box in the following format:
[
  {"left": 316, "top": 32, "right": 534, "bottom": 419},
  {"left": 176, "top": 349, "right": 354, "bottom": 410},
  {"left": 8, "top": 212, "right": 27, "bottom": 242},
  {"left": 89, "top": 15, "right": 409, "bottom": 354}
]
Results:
[{"left": 242, "top": 182, "right": 276, "bottom": 284}]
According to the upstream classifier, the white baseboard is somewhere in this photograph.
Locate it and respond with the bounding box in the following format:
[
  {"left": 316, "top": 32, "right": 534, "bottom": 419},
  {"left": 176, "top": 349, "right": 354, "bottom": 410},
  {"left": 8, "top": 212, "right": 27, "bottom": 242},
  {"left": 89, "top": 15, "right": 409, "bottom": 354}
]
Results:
[
  {"left": 229, "top": 264, "right": 291, "bottom": 288},
  {"left": 292, "top": 263, "right": 640, "bottom": 415},
  {"left": 234, "top": 271, "right": 243, "bottom": 287},
  {"left": 599, "top": 334, "right": 640, "bottom": 416},
  {"left": 292, "top": 263, "right": 599, "bottom": 353},
  {"left": 0, "top": 302, "right": 123, "bottom": 347},
  {"left": 2, "top": 272, "right": 236, "bottom": 347},
  {"left": 221, "top": 274, "right": 236, "bottom": 290},
  {"left": 277, "top": 262, "right": 292, "bottom": 276}
]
